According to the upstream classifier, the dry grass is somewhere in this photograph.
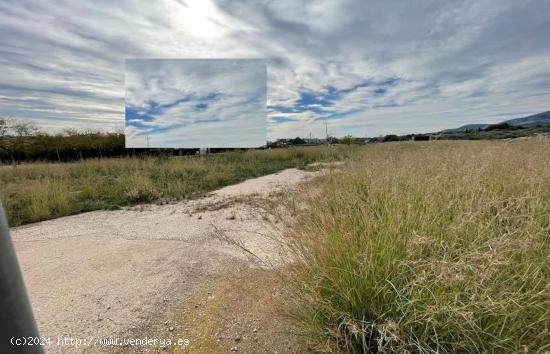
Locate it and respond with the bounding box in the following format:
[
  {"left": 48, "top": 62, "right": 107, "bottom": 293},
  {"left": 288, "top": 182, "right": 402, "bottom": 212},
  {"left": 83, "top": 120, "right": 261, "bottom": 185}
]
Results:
[
  {"left": 0, "top": 146, "right": 358, "bottom": 226},
  {"left": 284, "top": 140, "right": 550, "bottom": 353}
]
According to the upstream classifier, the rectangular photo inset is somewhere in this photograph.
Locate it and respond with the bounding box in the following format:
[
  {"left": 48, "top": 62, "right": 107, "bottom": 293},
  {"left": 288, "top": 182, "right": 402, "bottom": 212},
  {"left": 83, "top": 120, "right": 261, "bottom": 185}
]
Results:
[{"left": 125, "top": 59, "right": 266, "bottom": 148}]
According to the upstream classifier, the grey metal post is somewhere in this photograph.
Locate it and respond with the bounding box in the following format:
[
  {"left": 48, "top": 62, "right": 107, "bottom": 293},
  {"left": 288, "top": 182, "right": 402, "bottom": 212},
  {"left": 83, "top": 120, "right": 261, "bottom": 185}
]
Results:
[{"left": 0, "top": 203, "right": 43, "bottom": 353}]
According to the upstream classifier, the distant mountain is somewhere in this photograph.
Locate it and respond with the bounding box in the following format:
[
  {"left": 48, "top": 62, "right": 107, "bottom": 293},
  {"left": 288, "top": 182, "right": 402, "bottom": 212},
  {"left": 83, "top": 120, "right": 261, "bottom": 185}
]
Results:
[
  {"left": 442, "top": 111, "right": 550, "bottom": 133},
  {"left": 442, "top": 124, "right": 489, "bottom": 133},
  {"left": 503, "top": 111, "right": 550, "bottom": 128}
]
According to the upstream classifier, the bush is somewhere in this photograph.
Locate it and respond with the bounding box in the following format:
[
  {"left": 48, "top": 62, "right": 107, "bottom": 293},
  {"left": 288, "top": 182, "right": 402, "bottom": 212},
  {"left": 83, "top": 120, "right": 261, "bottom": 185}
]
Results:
[
  {"left": 382, "top": 134, "right": 401, "bottom": 142},
  {"left": 340, "top": 135, "right": 356, "bottom": 145},
  {"left": 290, "top": 137, "right": 306, "bottom": 145}
]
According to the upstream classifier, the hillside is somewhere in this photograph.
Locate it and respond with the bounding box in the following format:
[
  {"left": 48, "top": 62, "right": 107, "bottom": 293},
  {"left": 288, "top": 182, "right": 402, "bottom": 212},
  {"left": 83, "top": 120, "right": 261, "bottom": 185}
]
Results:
[
  {"left": 442, "top": 111, "right": 550, "bottom": 133},
  {"left": 442, "top": 123, "right": 489, "bottom": 133},
  {"left": 505, "top": 111, "right": 550, "bottom": 127}
]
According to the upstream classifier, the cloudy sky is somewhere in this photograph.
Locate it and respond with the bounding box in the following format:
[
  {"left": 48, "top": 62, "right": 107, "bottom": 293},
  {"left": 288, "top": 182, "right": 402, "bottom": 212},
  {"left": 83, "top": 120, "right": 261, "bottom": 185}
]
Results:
[
  {"left": 1, "top": 0, "right": 549, "bottom": 139},
  {"left": 125, "top": 59, "right": 266, "bottom": 148}
]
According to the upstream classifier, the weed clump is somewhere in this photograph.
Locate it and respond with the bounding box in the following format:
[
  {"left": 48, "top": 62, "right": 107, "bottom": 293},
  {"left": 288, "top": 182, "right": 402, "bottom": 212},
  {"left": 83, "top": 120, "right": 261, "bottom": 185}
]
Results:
[{"left": 286, "top": 140, "right": 550, "bottom": 353}]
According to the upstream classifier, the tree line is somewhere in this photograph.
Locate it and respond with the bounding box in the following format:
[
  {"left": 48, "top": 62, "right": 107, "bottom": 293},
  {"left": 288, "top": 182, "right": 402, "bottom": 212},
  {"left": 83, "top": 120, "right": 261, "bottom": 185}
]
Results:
[{"left": 0, "top": 117, "right": 126, "bottom": 164}]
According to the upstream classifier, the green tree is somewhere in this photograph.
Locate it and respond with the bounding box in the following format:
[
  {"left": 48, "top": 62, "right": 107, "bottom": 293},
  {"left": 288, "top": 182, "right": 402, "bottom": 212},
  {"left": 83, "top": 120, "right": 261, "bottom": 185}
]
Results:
[
  {"left": 290, "top": 137, "right": 305, "bottom": 145},
  {"left": 340, "top": 135, "right": 356, "bottom": 145},
  {"left": 0, "top": 117, "right": 39, "bottom": 165}
]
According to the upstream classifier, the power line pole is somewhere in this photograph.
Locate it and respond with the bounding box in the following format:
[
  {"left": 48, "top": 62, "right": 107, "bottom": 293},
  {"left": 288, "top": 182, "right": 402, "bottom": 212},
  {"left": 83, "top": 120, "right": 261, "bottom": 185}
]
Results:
[{"left": 325, "top": 120, "right": 329, "bottom": 143}]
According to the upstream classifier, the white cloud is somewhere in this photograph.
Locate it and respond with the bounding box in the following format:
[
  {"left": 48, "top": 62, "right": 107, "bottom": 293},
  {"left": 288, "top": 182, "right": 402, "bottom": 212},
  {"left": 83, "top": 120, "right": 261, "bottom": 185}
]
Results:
[
  {"left": 0, "top": 0, "right": 549, "bottom": 139},
  {"left": 124, "top": 59, "right": 266, "bottom": 148}
]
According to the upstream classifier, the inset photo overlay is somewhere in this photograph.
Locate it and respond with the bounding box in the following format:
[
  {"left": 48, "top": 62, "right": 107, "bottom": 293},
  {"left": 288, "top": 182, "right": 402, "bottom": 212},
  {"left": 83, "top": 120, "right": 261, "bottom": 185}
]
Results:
[{"left": 125, "top": 59, "right": 266, "bottom": 148}]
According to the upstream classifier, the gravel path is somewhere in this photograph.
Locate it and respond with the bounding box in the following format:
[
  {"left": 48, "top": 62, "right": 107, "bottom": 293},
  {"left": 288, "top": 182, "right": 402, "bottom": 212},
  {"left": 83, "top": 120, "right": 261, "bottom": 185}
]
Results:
[{"left": 12, "top": 168, "right": 318, "bottom": 353}]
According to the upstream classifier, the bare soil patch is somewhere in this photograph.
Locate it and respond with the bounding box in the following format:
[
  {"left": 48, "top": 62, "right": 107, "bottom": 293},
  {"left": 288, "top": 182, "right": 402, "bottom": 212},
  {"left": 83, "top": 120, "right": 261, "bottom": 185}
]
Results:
[{"left": 12, "top": 168, "right": 319, "bottom": 353}]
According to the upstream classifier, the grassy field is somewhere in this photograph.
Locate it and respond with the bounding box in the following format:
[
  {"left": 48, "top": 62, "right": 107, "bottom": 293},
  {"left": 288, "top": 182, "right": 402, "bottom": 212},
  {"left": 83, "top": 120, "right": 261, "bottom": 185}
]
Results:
[
  {"left": 285, "top": 140, "right": 549, "bottom": 353},
  {"left": 0, "top": 146, "right": 356, "bottom": 226},
  {"left": 3, "top": 139, "right": 548, "bottom": 352}
]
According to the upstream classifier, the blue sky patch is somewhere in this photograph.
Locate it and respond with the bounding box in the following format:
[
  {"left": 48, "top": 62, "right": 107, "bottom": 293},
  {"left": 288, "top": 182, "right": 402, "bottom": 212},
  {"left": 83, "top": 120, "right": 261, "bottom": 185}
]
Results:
[
  {"left": 271, "top": 116, "right": 298, "bottom": 123},
  {"left": 124, "top": 59, "right": 266, "bottom": 148}
]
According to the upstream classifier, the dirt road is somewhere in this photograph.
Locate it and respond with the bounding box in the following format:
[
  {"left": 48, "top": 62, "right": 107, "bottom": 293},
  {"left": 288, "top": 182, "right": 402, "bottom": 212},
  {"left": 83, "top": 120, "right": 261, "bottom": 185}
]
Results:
[{"left": 12, "top": 168, "right": 318, "bottom": 353}]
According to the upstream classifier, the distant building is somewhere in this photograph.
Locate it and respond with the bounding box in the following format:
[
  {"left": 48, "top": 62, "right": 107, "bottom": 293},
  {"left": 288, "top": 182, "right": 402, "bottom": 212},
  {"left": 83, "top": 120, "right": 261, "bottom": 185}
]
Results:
[
  {"left": 355, "top": 137, "right": 370, "bottom": 144},
  {"left": 303, "top": 138, "right": 326, "bottom": 144},
  {"left": 411, "top": 134, "right": 432, "bottom": 141}
]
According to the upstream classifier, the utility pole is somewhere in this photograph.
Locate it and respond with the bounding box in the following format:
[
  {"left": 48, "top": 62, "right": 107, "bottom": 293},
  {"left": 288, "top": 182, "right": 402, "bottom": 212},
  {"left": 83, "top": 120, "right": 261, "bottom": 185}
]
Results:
[
  {"left": 325, "top": 120, "right": 329, "bottom": 144},
  {"left": 145, "top": 135, "right": 150, "bottom": 149}
]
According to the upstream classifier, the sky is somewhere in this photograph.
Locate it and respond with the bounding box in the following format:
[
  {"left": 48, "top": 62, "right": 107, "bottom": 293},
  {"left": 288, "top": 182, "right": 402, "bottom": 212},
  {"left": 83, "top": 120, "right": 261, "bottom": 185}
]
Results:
[
  {"left": 125, "top": 59, "right": 266, "bottom": 148},
  {"left": 0, "top": 0, "right": 549, "bottom": 139}
]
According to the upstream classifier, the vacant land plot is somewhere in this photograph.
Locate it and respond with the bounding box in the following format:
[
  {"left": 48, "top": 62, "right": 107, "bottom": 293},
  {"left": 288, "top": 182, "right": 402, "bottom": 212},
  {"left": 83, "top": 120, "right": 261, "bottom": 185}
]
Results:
[
  {"left": 0, "top": 146, "right": 357, "bottom": 226},
  {"left": 6, "top": 140, "right": 549, "bottom": 353},
  {"left": 284, "top": 140, "right": 550, "bottom": 353}
]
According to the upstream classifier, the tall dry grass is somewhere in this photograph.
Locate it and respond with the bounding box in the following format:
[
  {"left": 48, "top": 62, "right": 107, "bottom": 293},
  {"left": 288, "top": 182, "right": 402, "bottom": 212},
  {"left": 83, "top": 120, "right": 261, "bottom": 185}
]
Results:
[
  {"left": 285, "top": 140, "right": 549, "bottom": 353},
  {"left": 0, "top": 146, "right": 357, "bottom": 226}
]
